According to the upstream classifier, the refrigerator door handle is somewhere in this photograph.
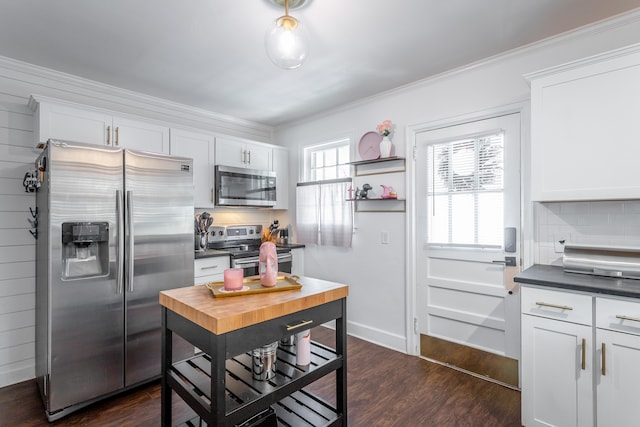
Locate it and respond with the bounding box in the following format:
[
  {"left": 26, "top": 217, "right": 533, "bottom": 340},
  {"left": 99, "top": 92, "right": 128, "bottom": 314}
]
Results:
[
  {"left": 126, "top": 191, "right": 134, "bottom": 293},
  {"left": 116, "top": 190, "right": 124, "bottom": 294}
]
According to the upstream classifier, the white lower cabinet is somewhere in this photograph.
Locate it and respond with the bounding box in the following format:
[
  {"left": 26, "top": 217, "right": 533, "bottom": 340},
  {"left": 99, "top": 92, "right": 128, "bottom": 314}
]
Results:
[
  {"left": 194, "top": 256, "right": 229, "bottom": 285},
  {"left": 521, "top": 314, "right": 593, "bottom": 427},
  {"left": 291, "top": 247, "right": 304, "bottom": 277},
  {"left": 522, "top": 288, "right": 640, "bottom": 427},
  {"left": 595, "top": 297, "right": 640, "bottom": 426}
]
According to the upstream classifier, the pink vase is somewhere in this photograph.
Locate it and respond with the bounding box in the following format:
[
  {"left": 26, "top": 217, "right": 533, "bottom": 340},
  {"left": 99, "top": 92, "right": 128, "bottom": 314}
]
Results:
[{"left": 259, "top": 242, "right": 278, "bottom": 287}]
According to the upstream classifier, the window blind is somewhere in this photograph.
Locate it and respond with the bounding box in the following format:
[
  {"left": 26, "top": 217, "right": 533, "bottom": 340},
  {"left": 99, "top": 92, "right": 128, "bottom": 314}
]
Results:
[{"left": 426, "top": 132, "right": 504, "bottom": 247}]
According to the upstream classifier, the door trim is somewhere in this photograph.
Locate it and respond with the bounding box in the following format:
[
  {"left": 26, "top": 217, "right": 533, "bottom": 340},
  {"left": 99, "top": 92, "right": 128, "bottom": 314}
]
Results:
[{"left": 405, "top": 101, "right": 528, "bottom": 356}]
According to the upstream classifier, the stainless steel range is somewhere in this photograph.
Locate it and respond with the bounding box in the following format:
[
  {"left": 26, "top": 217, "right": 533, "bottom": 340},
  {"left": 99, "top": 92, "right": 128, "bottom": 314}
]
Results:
[{"left": 208, "top": 225, "right": 292, "bottom": 275}]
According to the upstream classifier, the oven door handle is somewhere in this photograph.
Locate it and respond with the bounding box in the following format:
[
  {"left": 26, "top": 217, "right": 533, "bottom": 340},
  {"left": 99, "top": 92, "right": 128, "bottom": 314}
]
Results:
[
  {"left": 277, "top": 253, "right": 292, "bottom": 263},
  {"left": 232, "top": 258, "right": 260, "bottom": 268}
]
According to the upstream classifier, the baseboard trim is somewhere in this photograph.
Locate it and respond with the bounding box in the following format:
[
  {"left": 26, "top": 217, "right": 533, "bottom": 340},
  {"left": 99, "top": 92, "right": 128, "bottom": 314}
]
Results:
[{"left": 347, "top": 321, "right": 406, "bottom": 354}]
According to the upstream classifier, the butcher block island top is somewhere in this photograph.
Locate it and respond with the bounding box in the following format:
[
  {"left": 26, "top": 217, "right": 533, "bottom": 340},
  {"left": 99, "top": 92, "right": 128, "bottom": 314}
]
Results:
[{"left": 159, "top": 276, "right": 349, "bottom": 335}]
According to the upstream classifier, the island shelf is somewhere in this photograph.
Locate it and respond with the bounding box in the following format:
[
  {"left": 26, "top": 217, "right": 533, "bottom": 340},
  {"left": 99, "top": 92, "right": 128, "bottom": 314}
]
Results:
[{"left": 160, "top": 277, "right": 348, "bottom": 426}]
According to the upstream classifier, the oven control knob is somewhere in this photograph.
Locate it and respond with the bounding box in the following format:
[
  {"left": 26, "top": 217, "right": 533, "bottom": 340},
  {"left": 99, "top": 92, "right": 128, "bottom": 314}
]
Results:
[
  {"left": 218, "top": 230, "right": 223, "bottom": 236},
  {"left": 249, "top": 230, "right": 254, "bottom": 234}
]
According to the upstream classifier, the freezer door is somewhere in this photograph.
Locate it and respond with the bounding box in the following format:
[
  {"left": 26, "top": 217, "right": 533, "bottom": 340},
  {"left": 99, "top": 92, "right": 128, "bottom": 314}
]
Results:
[
  {"left": 124, "top": 149, "right": 194, "bottom": 386},
  {"left": 45, "top": 142, "right": 124, "bottom": 412}
]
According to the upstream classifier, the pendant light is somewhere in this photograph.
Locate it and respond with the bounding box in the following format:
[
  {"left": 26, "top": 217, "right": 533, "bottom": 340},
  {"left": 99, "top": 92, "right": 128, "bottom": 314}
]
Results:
[{"left": 264, "top": 0, "right": 310, "bottom": 69}]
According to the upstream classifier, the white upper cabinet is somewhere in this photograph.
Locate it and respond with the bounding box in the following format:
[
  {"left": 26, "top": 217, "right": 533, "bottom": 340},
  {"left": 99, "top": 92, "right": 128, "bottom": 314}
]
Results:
[
  {"left": 215, "top": 136, "right": 271, "bottom": 171},
  {"left": 112, "top": 116, "right": 169, "bottom": 154},
  {"left": 170, "top": 128, "right": 215, "bottom": 208},
  {"left": 31, "top": 97, "right": 170, "bottom": 154},
  {"left": 272, "top": 146, "right": 289, "bottom": 210},
  {"left": 527, "top": 44, "right": 640, "bottom": 201}
]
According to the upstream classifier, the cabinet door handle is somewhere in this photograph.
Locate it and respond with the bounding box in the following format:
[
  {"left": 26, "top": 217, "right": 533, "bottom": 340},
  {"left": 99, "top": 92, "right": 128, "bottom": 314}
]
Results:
[
  {"left": 535, "top": 301, "right": 573, "bottom": 311},
  {"left": 581, "top": 338, "right": 586, "bottom": 370},
  {"left": 286, "top": 319, "right": 313, "bottom": 331},
  {"left": 115, "top": 126, "right": 120, "bottom": 146},
  {"left": 201, "top": 265, "right": 219, "bottom": 270},
  {"left": 615, "top": 314, "right": 640, "bottom": 323},
  {"left": 247, "top": 150, "right": 251, "bottom": 164},
  {"left": 602, "top": 342, "right": 606, "bottom": 376},
  {"left": 107, "top": 125, "right": 111, "bottom": 145}
]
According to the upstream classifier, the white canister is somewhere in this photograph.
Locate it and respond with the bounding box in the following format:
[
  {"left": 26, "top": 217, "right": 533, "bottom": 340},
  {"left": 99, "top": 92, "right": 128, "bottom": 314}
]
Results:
[{"left": 295, "top": 329, "right": 311, "bottom": 366}]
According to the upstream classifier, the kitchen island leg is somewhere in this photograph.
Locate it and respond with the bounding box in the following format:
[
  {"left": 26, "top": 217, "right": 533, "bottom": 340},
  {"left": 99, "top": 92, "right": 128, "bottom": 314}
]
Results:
[{"left": 161, "top": 307, "right": 172, "bottom": 427}]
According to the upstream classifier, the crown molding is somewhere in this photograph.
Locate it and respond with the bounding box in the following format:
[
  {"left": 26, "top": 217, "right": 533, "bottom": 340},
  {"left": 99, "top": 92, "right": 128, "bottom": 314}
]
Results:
[{"left": 0, "top": 54, "right": 274, "bottom": 141}]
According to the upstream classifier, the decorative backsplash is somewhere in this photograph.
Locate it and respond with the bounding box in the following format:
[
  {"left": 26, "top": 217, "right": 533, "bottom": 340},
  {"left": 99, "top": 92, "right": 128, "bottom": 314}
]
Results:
[{"left": 535, "top": 200, "right": 640, "bottom": 265}]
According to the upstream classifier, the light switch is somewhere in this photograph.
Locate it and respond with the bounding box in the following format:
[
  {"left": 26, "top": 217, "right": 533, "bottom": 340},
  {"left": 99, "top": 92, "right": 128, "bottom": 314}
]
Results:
[{"left": 381, "top": 231, "right": 389, "bottom": 244}]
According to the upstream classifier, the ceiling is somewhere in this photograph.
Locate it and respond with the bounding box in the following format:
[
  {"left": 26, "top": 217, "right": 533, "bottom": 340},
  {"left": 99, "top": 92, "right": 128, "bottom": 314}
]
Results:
[{"left": 0, "top": 1, "right": 639, "bottom": 127}]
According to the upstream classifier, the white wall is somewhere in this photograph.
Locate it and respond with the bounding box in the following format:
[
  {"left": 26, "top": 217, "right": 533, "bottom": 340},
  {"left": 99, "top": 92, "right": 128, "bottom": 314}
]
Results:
[{"left": 275, "top": 10, "right": 640, "bottom": 352}]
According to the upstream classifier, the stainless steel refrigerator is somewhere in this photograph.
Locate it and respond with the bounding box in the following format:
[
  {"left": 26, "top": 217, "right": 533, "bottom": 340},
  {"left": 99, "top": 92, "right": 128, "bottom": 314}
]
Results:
[{"left": 34, "top": 140, "right": 194, "bottom": 421}]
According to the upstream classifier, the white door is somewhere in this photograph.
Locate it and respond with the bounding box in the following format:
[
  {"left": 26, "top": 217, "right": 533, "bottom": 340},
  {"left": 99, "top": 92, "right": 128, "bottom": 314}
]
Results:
[{"left": 414, "top": 112, "right": 521, "bottom": 384}]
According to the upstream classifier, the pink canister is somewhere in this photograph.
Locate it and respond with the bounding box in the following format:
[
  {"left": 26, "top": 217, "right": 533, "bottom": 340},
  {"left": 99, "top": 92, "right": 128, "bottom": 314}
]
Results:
[{"left": 259, "top": 242, "right": 278, "bottom": 287}]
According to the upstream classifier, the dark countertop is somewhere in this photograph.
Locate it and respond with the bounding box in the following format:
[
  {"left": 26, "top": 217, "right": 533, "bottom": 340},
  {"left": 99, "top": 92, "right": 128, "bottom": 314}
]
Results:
[
  {"left": 515, "top": 264, "right": 640, "bottom": 298},
  {"left": 194, "top": 249, "right": 231, "bottom": 260}
]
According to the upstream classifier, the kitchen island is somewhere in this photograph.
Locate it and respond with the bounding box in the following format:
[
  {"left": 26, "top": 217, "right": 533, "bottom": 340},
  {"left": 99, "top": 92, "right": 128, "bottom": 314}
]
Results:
[{"left": 159, "top": 276, "right": 348, "bottom": 426}]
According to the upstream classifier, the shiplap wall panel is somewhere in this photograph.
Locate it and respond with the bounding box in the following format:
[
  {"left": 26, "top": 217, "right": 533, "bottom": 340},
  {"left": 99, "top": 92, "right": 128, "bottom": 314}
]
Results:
[
  {"left": 0, "top": 89, "right": 36, "bottom": 387},
  {"left": 0, "top": 326, "right": 34, "bottom": 348},
  {"left": 0, "top": 229, "right": 34, "bottom": 246},
  {"left": 0, "top": 212, "right": 33, "bottom": 228},
  {"left": 0, "top": 248, "right": 34, "bottom": 267},
  {"left": 0, "top": 160, "right": 33, "bottom": 179},
  {"left": 0, "top": 310, "right": 34, "bottom": 332},
  {"left": 0, "top": 343, "right": 33, "bottom": 367}
]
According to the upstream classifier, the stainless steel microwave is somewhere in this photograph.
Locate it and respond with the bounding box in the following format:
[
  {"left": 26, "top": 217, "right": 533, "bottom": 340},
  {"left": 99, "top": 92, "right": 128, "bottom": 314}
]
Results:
[{"left": 215, "top": 165, "right": 276, "bottom": 207}]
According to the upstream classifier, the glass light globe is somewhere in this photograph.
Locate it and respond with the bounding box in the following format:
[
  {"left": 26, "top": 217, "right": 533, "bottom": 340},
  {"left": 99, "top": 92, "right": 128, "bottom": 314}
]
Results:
[{"left": 265, "top": 15, "right": 309, "bottom": 69}]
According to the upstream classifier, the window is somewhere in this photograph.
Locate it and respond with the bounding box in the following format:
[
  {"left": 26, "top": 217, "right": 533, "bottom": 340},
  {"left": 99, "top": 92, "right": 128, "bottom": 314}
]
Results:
[
  {"left": 426, "top": 132, "right": 504, "bottom": 247},
  {"left": 297, "top": 138, "right": 353, "bottom": 248},
  {"left": 303, "top": 139, "right": 350, "bottom": 182}
]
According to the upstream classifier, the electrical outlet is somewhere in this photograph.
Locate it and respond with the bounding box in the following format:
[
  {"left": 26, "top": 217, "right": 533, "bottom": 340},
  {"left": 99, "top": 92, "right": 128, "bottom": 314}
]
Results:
[
  {"left": 381, "top": 231, "right": 389, "bottom": 244},
  {"left": 554, "top": 233, "right": 570, "bottom": 253}
]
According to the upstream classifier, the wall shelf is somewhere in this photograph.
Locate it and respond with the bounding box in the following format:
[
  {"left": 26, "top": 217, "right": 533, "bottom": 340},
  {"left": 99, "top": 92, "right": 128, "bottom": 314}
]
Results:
[
  {"left": 350, "top": 156, "right": 405, "bottom": 176},
  {"left": 347, "top": 198, "right": 405, "bottom": 212}
]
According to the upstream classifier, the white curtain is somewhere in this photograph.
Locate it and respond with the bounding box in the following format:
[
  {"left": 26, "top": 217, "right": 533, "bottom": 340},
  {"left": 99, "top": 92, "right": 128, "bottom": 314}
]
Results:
[{"left": 296, "top": 178, "right": 353, "bottom": 247}]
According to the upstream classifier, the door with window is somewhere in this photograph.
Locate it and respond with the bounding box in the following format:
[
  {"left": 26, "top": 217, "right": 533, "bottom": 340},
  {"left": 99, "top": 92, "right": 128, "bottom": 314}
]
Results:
[{"left": 415, "top": 113, "right": 521, "bottom": 387}]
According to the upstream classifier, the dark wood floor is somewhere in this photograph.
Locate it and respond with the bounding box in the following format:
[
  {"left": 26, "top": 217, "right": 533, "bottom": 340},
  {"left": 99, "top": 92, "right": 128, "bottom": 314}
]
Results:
[{"left": 0, "top": 327, "right": 520, "bottom": 426}]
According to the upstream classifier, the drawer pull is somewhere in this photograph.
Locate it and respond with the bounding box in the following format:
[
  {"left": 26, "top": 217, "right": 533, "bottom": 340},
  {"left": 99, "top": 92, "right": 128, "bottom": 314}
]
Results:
[
  {"left": 615, "top": 315, "right": 640, "bottom": 323},
  {"left": 581, "top": 338, "right": 586, "bottom": 371},
  {"left": 201, "top": 265, "right": 219, "bottom": 270},
  {"left": 286, "top": 319, "right": 313, "bottom": 331},
  {"left": 602, "top": 342, "right": 606, "bottom": 376},
  {"left": 535, "top": 301, "right": 573, "bottom": 311}
]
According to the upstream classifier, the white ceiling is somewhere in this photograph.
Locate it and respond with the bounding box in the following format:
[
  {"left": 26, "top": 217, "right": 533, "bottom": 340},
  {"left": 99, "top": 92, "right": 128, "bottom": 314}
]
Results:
[{"left": 0, "top": 0, "right": 639, "bottom": 127}]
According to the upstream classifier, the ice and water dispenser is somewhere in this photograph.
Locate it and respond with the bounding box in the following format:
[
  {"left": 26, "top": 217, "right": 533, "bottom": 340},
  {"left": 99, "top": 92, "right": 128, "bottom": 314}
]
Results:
[{"left": 61, "top": 222, "right": 109, "bottom": 279}]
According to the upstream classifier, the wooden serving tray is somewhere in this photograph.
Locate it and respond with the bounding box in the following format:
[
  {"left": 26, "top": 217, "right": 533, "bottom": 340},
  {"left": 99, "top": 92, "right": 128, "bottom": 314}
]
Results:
[{"left": 204, "top": 274, "right": 302, "bottom": 298}]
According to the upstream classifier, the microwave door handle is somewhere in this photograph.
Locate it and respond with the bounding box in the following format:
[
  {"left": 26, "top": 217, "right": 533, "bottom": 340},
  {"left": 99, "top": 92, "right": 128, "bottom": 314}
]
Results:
[
  {"left": 116, "top": 190, "right": 124, "bottom": 294},
  {"left": 126, "top": 191, "right": 134, "bottom": 293}
]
